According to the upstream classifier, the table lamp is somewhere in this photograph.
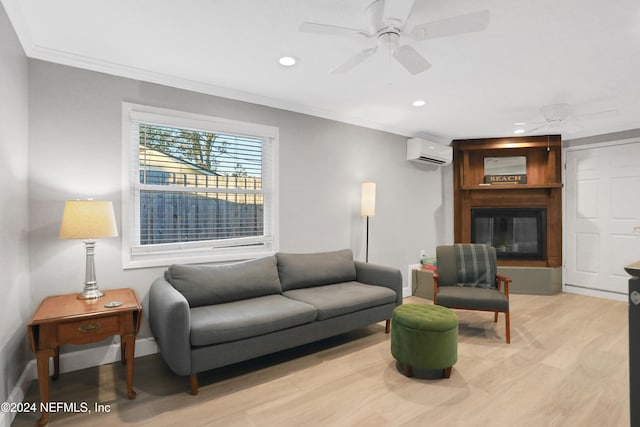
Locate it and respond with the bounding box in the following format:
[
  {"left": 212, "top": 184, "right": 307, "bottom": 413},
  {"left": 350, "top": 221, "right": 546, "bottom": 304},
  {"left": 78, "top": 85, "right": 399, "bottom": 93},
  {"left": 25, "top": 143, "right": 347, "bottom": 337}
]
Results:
[{"left": 59, "top": 200, "right": 118, "bottom": 299}]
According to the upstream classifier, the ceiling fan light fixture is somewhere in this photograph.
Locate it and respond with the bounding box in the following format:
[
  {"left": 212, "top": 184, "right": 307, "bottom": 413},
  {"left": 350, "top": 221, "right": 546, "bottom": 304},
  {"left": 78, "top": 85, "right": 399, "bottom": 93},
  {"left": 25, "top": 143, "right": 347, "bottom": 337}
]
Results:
[
  {"left": 278, "top": 56, "right": 297, "bottom": 67},
  {"left": 379, "top": 32, "right": 400, "bottom": 51}
]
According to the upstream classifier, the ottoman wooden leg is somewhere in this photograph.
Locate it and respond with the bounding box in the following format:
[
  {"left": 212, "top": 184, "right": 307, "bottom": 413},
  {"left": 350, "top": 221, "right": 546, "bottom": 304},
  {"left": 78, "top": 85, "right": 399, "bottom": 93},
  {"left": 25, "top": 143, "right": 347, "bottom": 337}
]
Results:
[
  {"left": 443, "top": 367, "right": 452, "bottom": 378},
  {"left": 404, "top": 364, "right": 414, "bottom": 378}
]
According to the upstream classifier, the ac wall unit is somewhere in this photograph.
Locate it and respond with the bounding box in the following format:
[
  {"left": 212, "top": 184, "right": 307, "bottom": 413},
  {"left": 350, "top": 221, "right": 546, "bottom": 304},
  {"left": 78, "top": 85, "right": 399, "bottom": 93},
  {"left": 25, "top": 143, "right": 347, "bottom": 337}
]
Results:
[{"left": 407, "top": 138, "right": 453, "bottom": 165}]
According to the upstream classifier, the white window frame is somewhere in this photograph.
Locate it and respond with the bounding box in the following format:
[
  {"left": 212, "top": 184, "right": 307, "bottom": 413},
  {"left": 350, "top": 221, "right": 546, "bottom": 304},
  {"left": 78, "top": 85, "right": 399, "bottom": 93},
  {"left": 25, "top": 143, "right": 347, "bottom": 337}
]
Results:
[{"left": 121, "top": 103, "right": 279, "bottom": 269}]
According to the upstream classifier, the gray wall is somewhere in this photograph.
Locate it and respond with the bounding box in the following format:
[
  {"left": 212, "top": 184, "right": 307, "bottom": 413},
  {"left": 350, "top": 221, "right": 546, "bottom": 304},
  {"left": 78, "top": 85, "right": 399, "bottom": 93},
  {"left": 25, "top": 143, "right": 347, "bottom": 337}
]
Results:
[
  {"left": 0, "top": 1, "right": 31, "bottom": 422},
  {"left": 27, "top": 60, "right": 454, "bottom": 344}
]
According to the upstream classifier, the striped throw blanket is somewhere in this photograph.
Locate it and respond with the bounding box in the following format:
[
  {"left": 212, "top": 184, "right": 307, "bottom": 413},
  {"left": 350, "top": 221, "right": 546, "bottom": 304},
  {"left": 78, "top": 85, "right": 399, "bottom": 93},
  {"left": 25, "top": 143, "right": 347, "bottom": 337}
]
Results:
[{"left": 455, "top": 244, "right": 497, "bottom": 289}]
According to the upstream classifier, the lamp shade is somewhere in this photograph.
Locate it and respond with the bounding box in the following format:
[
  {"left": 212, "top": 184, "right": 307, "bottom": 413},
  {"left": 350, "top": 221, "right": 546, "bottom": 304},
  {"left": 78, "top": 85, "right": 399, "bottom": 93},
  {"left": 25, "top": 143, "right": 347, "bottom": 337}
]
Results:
[
  {"left": 361, "top": 182, "right": 376, "bottom": 217},
  {"left": 59, "top": 200, "right": 118, "bottom": 239}
]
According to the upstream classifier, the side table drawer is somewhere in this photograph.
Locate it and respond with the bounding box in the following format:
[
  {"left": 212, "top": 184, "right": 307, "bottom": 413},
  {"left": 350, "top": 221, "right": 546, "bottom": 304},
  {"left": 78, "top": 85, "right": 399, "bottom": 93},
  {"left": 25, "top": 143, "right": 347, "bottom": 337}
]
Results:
[{"left": 57, "top": 316, "right": 120, "bottom": 343}]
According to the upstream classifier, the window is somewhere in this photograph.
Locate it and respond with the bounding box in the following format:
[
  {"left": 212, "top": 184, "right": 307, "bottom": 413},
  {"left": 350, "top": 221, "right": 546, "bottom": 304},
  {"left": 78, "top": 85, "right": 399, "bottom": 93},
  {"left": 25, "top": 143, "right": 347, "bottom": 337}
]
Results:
[{"left": 122, "top": 103, "right": 278, "bottom": 268}]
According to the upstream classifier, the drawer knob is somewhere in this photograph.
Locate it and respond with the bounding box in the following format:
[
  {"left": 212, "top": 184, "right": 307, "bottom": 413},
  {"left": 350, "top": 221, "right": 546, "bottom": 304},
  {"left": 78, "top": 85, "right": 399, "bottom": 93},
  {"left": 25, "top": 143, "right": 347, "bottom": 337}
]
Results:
[{"left": 78, "top": 322, "right": 101, "bottom": 332}]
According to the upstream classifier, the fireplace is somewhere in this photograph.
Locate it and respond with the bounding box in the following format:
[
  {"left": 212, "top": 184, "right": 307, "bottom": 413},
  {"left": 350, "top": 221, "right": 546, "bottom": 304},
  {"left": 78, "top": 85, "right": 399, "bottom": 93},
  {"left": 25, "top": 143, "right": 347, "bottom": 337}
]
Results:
[{"left": 471, "top": 208, "right": 546, "bottom": 260}]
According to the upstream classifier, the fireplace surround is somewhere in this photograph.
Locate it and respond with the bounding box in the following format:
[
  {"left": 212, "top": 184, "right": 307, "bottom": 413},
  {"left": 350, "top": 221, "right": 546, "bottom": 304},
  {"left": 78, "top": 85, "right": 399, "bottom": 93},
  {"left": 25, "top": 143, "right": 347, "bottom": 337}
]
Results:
[{"left": 452, "top": 135, "right": 562, "bottom": 268}]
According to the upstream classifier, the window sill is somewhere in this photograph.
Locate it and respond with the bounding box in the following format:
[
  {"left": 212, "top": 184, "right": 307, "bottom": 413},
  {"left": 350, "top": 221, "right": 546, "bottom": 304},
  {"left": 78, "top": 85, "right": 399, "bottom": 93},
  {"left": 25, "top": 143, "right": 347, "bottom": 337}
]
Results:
[{"left": 122, "top": 246, "right": 275, "bottom": 269}]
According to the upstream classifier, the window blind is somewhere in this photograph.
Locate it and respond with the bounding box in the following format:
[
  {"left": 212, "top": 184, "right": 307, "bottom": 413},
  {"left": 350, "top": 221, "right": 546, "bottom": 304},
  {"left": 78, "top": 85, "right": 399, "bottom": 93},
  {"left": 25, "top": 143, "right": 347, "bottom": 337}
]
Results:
[{"left": 122, "top": 103, "right": 277, "bottom": 268}]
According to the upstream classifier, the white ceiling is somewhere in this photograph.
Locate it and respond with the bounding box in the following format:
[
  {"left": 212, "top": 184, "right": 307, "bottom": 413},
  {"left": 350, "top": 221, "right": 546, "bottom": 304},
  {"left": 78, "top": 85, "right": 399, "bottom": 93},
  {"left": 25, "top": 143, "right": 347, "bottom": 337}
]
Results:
[{"left": 4, "top": 0, "right": 640, "bottom": 142}]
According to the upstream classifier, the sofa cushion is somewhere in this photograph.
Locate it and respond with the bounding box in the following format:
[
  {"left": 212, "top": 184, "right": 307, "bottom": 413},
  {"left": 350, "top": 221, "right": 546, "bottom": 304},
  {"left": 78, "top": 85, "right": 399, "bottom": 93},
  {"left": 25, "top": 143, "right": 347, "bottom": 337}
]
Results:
[
  {"left": 189, "top": 294, "right": 318, "bottom": 346},
  {"left": 276, "top": 249, "right": 357, "bottom": 291},
  {"left": 283, "top": 281, "right": 397, "bottom": 321},
  {"left": 166, "top": 256, "right": 282, "bottom": 308}
]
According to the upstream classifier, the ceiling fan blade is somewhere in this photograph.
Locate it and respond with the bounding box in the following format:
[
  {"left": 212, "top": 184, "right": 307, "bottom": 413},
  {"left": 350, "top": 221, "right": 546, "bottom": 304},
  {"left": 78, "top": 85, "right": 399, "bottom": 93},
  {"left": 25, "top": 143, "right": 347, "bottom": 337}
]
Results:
[
  {"left": 299, "top": 22, "right": 368, "bottom": 38},
  {"left": 393, "top": 45, "right": 431, "bottom": 75},
  {"left": 383, "top": 0, "right": 416, "bottom": 28},
  {"left": 523, "top": 123, "right": 549, "bottom": 134},
  {"left": 571, "top": 109, "right": 619, "bottom": 121},
  {"left": 365, "top": 0, "right": 385, "bottom": 33},
  {"left": 410, "top": 10, "right": 490, "bottom": 41},
  {"left": 331, "top": 47, "right": 377, "bottom": 74}
]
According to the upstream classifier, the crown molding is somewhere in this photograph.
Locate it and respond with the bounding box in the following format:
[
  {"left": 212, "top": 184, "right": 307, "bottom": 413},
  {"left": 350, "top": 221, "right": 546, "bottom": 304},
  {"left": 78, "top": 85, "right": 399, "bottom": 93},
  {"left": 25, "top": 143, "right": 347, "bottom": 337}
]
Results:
[{"left": 26, "top": 43, "right": 416, "bottom": 139}]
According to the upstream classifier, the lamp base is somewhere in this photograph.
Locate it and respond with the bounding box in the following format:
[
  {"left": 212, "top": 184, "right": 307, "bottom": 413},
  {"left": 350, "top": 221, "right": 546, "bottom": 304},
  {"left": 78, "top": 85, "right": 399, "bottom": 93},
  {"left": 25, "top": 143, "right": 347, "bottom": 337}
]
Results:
[
  {"left": 77, "top": 285, "right": 104, "bottom": 300},
  {"left": 77, "top": 240, "right": 104, "bottom": 299}
]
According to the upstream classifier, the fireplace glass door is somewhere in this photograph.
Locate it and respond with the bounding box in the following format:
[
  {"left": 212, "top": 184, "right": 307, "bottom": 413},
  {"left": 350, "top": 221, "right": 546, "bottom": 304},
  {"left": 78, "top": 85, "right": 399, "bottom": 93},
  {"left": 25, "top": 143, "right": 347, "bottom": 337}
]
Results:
[{"left": 471, "top": 208, "right": 546, "bottom": 260}]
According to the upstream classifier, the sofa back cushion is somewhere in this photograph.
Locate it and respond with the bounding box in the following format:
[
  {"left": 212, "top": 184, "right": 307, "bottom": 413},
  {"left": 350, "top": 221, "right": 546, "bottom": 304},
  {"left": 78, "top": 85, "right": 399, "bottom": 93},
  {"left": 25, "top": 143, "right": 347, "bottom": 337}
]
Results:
[
  {"left": 276, "top": 249, "right": 357, "bottom": 291},
  {"left": 166, "top": 255, "right": 282, "bottom": 307}
]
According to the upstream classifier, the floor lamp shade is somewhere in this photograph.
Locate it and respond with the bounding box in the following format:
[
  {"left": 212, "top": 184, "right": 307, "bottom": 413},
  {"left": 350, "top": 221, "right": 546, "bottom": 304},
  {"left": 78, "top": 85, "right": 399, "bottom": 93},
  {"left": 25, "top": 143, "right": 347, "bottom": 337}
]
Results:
[
  {"left": 361, "top": 182, "right": 376, "bottom": 217},
  {"left": 59, "top": 200, "right": 118, "bottom": 299},
  {"left": 361, "top": 182, "right": 376, "bottom": 263}
]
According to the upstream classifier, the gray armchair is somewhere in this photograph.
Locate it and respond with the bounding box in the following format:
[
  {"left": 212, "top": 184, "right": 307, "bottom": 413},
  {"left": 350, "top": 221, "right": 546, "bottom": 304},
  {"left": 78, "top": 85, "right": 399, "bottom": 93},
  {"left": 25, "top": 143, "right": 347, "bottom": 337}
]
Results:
[{"left": 433, "top": 244, "right": 512, "bottom": 343}]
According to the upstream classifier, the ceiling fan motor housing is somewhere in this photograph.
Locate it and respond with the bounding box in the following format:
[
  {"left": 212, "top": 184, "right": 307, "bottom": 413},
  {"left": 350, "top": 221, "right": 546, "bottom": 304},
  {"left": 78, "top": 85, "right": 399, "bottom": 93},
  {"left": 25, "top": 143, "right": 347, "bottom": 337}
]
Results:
[{"left": 541, "top": 103, "right": 572, "bottom": 122}]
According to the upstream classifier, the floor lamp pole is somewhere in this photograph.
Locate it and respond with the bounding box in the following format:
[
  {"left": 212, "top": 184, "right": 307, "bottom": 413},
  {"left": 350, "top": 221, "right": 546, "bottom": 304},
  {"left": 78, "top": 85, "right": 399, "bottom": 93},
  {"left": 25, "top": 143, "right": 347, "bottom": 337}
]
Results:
[{"left": 365, "top": 215, "right": 370, "bottom": 263}]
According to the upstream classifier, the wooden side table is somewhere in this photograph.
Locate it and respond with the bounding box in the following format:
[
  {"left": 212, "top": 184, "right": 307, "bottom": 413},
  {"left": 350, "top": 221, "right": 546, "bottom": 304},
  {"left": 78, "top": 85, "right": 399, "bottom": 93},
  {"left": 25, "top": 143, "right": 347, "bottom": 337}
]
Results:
[{"left": 28, "top": 288, "right": 142, "bottom": 426}]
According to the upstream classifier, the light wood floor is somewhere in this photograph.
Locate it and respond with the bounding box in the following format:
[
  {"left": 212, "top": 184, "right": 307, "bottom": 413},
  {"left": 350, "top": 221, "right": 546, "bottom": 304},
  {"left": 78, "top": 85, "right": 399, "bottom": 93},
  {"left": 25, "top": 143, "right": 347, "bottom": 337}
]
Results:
[{"left": 13, "top": 293, "right": 630, "bottom": 427}]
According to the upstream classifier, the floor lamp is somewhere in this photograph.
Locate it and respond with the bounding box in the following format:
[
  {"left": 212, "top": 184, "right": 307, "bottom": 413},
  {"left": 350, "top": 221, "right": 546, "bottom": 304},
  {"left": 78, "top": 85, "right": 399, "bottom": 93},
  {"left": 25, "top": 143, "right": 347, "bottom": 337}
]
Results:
[{"left": 361, "top": 182, "right": 376, "bottom": 263}]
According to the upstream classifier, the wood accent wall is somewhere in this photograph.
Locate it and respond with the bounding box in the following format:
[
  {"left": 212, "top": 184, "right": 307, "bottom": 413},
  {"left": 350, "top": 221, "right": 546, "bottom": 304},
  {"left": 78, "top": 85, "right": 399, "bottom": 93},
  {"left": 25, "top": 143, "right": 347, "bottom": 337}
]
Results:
[{"left": 452, "top": 135, "right": 562, "bottom": 267}]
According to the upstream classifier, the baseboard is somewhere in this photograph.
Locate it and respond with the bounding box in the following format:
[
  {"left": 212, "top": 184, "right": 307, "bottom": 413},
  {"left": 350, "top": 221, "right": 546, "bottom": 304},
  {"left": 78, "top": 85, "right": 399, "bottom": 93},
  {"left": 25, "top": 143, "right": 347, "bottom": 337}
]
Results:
[
  {"left": 402, "top": 285, "right": 411, "bottom": 298},
  {"left": 0, "top": 359, "right": 34, "bottom": 427},
  {"left": 42, "top": 337, "right": 158, "bottom": 375},
  {"left": 2, "top": 337, "right": 158, "bottom": 427},
  {"left": 564, "top": 284, "right": 628, "bottom": 302}
]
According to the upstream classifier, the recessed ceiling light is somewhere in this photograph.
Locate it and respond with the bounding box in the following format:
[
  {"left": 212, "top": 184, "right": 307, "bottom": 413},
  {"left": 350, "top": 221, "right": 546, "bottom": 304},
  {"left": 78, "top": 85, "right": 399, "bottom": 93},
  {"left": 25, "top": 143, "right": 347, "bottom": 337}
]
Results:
[
  {"left": 513, "top": 122, "right": 526, "bottom": 126},
  {"left": 514, "top": 129, "right": 526, "bottom": 134},
  {"left": 278, "top": 56, "right": 297, "bottom": 67},
  {"left": 412, "top": 99, "right": 426, "bottom": 107}
]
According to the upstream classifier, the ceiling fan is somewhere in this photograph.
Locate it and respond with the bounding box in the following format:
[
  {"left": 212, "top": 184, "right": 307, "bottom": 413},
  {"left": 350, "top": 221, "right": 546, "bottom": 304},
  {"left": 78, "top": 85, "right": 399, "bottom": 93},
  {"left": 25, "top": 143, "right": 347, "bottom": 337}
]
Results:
[
  {"left": 518, "top": 103, "right": 619, "bottom": 134},
  {"left": 299, "top": 0, "right": 490, "bottom": 75}
]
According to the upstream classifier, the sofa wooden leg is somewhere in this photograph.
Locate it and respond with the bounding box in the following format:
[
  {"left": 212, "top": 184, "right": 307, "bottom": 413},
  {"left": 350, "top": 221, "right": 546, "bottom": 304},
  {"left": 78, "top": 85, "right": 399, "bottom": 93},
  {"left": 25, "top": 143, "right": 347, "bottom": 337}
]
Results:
[
  {"left": 385, "top": 319, "right": 391, "bottom": 334},
  {"left": 190, "top": 374, "right": 199, "bottom": 395},
  {"left": 443, "top": 367, "right": 452, "bottom": 378},
  {"left": 494, "top": 312, "right": 499, "bottom": 322}
]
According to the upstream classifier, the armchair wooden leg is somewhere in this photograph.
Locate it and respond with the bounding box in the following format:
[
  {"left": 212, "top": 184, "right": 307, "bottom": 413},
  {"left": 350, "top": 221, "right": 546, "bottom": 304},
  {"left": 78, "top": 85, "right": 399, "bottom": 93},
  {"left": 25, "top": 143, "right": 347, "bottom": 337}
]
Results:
[
  {"left": 505, "top": 311, "right": 511, "bottom": 344},
  {"left": 190, "top": 374, "right": 199, "bottom": 395},
  {"left": 385, "top": 319, "right": 391, "bottom": 334},
  {"left": 494, "top": 312, "right": 499, "bottom": 322},
  {"left": 443, "top": 367, "right": 452, "bottom": 378}
]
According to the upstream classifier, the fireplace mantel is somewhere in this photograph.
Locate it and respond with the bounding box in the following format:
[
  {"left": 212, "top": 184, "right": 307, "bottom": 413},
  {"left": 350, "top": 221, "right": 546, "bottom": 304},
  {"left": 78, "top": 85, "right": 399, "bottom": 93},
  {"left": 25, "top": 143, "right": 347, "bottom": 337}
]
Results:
[{"left": 452, "top": 135, "right": 562, "bottom": 267}]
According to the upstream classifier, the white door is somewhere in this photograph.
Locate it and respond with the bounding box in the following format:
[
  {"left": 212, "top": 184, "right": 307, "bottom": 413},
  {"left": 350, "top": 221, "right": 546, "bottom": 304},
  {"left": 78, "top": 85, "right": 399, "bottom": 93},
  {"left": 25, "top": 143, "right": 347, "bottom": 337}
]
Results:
[{"left": 565, "top": 140, "right": 640, "bottom": 300}]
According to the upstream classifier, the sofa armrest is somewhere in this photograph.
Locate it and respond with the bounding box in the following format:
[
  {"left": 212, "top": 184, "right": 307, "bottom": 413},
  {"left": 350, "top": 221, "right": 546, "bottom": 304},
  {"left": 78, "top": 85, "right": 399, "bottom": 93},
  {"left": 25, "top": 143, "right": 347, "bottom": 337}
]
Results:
[
  {"left": 149, "top": 277, "right": 192, "bottom": 376},
  {"left": 354, "top": 261, "right": 403, "bottom": 306}
]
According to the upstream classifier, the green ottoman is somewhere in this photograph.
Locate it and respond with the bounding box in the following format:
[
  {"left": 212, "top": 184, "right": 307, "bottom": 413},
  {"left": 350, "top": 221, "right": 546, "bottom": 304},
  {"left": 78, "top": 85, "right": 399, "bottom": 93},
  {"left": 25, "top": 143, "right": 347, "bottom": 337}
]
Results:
[{"left": 390, "top": 304, "right": 458, "bottom": 378}]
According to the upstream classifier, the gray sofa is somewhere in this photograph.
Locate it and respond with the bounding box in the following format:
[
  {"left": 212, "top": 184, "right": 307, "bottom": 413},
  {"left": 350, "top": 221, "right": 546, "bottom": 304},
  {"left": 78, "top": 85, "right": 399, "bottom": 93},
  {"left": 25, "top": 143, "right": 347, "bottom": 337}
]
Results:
[{"left": 149, "top": 249, "right": 403, "bottom": 394}]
